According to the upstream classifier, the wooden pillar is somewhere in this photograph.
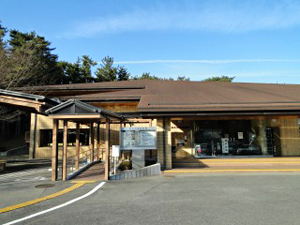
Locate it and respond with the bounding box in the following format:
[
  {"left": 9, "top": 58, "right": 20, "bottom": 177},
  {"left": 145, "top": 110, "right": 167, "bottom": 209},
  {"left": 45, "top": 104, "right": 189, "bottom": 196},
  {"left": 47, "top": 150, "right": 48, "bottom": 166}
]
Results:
[
  {"left": 51, "top": 119, "right": 59, "bottom": 181},
  {"left": 96, "top": 122, "right": 100, "bottom": 160},
  {"left": 90, "top": 122, "right": 95, "bottom": 162},
  {"left": 120, "top": 121, "right": 124, "bottom": 159},
  {"left": 62, "top": 120, "right": 68, "bottom": 181},
  {"left": 105, "top": 119, "right": 110, "bottom": 180},
  {"left": 75, "top": 122, "right": 80, "bottom": 170}
]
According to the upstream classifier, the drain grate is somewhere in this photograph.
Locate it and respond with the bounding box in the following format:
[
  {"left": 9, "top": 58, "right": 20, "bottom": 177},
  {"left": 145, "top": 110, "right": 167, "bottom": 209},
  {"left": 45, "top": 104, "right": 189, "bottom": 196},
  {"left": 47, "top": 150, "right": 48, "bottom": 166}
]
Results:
[{"left": 35, "top": 184, "right": 55, "bottom": 189}]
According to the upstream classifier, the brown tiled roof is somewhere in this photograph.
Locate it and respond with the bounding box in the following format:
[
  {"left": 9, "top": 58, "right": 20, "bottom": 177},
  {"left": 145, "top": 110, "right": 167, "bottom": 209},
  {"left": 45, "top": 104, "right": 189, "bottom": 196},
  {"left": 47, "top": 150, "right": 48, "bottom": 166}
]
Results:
[
  {"left": 15, "top": 80, "right": 147, "bottom": 91},
  {"left": 19, "top": 80, "right": 300, "bottom": 113}
]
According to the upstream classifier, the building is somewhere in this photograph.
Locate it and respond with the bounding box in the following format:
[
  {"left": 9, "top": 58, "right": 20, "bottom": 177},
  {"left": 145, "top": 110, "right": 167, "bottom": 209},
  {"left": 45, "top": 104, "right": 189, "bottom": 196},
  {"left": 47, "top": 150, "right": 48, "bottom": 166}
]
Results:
[{"left": 7, "top": 80, "right": 298, "bottom": 172}]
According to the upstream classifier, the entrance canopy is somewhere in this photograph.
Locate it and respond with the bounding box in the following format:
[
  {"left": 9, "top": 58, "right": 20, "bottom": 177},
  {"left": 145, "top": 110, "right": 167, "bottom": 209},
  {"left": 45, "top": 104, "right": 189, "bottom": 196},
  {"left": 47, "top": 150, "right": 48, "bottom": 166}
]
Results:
[{"left": 45, "top": 99, "right": 124, "bottom": 182}]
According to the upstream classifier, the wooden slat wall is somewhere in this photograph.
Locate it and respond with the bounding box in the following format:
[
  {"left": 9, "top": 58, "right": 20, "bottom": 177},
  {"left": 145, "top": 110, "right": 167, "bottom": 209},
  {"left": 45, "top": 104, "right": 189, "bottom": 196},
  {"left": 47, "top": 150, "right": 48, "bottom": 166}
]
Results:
[
  {"left": 273, "top": 118, "right": 300, "bottom": 156},
  {"left": 91, "top": 102, "right": 138, "bottom": 112}
]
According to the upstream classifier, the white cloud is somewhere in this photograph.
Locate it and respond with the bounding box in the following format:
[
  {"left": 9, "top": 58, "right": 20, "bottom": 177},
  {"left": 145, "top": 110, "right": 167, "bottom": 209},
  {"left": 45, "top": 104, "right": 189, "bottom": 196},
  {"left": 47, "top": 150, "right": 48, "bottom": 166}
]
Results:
[
  {"left": 59, "top": 0, "right": 300, "bottom": 38},
  {"left": 114, "top": 59, "right": 300, "bottom": 64}
]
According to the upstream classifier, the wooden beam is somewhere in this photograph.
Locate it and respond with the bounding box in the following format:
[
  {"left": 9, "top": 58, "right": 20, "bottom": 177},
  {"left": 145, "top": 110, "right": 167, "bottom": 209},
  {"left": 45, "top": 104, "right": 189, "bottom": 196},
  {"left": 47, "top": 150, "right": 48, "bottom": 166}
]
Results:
[
  {"left": 51, "top": 119, "right": 58, "bottom": 181},
  {"left": 75, "top": 122, "right": 80, "bottom": 170},
  {"left": 62, "top": 120, "right": 68, "bottom": 181},
  {"left": 90, "top": 122, "right": 94, "bottom": 162},
  {"left": 49, "top": 114, "right": 102, "bottom": 119},
  {"left": 105, "top": 119, "right": 110, "bottom": 180}
]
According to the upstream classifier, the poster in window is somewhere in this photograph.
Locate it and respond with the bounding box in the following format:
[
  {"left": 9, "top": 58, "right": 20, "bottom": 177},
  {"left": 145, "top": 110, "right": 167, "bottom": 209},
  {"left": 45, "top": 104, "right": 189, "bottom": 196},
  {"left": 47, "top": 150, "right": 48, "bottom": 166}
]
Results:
[{"left": 238, "top": 132, "right": 244, "bottom": 139}]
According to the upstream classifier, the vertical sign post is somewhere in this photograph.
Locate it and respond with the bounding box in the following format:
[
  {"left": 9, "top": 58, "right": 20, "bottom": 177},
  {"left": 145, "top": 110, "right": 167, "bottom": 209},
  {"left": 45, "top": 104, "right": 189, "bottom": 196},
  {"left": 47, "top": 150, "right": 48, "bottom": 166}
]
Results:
[{"left": 112, "top": 145, "right": 120, "bottom": 174}]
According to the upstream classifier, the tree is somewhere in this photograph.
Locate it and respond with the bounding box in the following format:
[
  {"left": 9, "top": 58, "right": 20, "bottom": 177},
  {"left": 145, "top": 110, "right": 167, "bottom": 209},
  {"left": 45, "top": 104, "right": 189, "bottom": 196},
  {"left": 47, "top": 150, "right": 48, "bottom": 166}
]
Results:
[
  {"left": 117, "top": 66, "right": 130, "bottom": 81},
  {"left": 132, "top": 73, "right": 190, "bottom": 81},
  {"left": 0, "top": 29, "right": 61, "bottom": 89},
  {"left": 80, "top": 55, "right": 97, "bottom": 83},
  {"left": 58, "top": 55, "right": 97, "bottom": 84},
  {"left": 177, "top": 76, "right": 190, "bottom": 81},
  {"left": 95, "top": 56, "right": 118, "bottom": 82},
  {"left": 202, "top": 76, "right": 235, "bottom": 82},
  {"left": 57, "top": 61, "right": 80, "bottom": 84},
  {"left": 0, "top": 24, "right": 8, "bottom": 88},
  {"left": 0, "top": 23, "right": 7, "bottom": 48},
  {"left": 132, "top": 72, "right": 161, "bottom": 80}
]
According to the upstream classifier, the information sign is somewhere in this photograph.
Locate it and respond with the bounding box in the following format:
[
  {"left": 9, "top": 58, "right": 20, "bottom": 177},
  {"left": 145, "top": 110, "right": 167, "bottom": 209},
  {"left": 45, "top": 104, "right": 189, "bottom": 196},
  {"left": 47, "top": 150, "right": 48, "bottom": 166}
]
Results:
[{"left": 120, "top": 127, "right": 157, "bottom": 150}]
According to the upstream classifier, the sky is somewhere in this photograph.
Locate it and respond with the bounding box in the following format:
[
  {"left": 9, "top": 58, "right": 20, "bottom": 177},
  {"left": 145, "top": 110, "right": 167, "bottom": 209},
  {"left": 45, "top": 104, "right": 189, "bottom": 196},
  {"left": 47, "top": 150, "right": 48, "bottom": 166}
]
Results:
[{"left": 1, "top": 0, "right": 300, "bottom": 84}]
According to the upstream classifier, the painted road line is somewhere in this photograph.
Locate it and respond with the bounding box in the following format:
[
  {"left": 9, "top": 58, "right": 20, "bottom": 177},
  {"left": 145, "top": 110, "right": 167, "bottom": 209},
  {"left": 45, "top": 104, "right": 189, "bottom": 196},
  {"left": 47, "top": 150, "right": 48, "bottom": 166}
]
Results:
[
  {"left": 165, "top": 169, "right": 300, "bottom": 173},
  {"left": 173, "top": 161, "right": 300, "bottom": 164},
  {"left": 182, "top": 159, "right": 300, "bottom": 162},
  {"left": 70, "top": 180, "right": 96, "bottom": 183},
  {"left": 3, "top": 182, "right": 106, "bottom": 225},
  {"left": 0, "top": 181, "right": 95, "bottom": 214}
]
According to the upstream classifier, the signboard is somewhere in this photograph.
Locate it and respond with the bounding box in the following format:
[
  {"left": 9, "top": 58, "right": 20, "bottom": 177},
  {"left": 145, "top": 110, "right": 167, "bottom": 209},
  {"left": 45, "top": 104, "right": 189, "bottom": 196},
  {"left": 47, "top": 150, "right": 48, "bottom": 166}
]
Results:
[
  {"left": 112, "top": 145, "right": 120, "bottom": 157},
  {"left": 120, "top": 127, "right": 157, "bottom": 150}
]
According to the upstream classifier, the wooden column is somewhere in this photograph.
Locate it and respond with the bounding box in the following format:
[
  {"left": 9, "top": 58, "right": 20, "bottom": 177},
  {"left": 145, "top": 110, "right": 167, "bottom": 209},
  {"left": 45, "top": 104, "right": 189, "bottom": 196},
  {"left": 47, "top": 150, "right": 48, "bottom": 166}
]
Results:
[
  {"left": 62, "top": 120, "right": 68, "bottom": 181},
  {"left": 120, "top": 122, "right": 123, "bottom": 160},
  {"left": 96, "top": 122, "right": 100, "bottom": 161},
  {"left": 105, "top": 119, "right": 110, "bottom": 180},
  {"left": 51, "top": 119, "right": 59, "bottom": 181},
  {"left": 90, "top": 122, "right": 94, "bottom": 162},
  {"left": 75, "top": 122, "right": 80, "bottom": 170}
]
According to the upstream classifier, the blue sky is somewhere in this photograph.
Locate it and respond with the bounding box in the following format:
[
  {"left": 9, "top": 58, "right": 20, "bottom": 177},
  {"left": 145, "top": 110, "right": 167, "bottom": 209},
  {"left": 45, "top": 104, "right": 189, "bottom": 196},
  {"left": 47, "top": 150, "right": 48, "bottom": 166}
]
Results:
[{"left": 1, "top": 0, "right": 300, "bottom": 83}]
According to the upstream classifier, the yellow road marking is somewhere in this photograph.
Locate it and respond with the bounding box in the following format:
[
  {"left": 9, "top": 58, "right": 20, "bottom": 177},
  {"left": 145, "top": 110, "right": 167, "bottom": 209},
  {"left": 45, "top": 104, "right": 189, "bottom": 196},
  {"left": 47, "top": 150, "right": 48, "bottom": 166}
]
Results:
[
  {"left": 0, "top": 181, "right": 95, "bottom": 214},
  {"left": 173, "top": 161, "right": 300, "bottom": 164},
  {"left": 177, "top": 158, "right": 300, "bottom": 162},
  {"left": 70, "top": 180, "right": 96, "bottom": 183},
  {"left": 165, "top": 169, "right": 300, "bottom": 173}
]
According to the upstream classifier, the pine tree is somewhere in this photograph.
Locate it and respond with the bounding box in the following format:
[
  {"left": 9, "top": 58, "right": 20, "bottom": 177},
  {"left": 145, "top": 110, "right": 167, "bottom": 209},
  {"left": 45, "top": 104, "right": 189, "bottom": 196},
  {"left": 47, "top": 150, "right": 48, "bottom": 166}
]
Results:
[
  {"left": 117, "top": 66, "right": 130, "bottom": 81},
  {"left": 95, "top": 56, "right": 118, "bottom": 82}
]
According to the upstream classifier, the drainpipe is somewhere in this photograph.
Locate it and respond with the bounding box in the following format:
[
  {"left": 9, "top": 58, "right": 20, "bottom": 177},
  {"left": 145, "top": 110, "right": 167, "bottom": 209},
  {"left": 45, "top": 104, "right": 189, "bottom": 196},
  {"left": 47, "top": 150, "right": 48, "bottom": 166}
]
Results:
[{"left": 163, "top": 117, "right": 166, "bottom": 169}]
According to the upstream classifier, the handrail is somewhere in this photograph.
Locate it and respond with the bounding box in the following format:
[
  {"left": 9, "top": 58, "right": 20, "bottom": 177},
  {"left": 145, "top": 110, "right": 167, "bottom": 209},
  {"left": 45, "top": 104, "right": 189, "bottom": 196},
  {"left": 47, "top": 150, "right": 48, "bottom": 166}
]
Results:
[
  {"left": 5, "top": 145, "right": 28, "bottom": 153},
  {"left": 67, "top": 147, "right": 106, "bottom": 159}
]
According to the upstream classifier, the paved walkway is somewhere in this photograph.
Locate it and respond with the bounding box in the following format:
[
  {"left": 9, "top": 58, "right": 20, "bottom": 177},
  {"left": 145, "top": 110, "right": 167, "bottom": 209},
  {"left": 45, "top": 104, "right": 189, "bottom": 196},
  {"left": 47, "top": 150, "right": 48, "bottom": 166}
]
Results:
[
  {"left": 170, "top": 157, "right": 300, "bottom": 173},
  {"left": 71, "top": 162, "right": 105, "bottom": 181}
]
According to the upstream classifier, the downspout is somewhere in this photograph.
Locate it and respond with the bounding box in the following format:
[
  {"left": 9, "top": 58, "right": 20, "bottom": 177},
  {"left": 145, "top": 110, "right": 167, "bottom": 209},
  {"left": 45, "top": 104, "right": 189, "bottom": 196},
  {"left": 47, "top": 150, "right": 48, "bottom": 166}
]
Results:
[{"left": 163, "top": 117, "right": 166, "bottom": 169}]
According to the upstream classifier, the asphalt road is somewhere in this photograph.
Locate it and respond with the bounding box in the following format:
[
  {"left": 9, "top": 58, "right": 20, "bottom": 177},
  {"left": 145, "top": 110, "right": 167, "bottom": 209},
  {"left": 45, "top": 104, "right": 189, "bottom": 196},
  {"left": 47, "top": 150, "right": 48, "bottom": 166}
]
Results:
[{"left": 1, "top": 173, "right": 300, "bottom": 225}]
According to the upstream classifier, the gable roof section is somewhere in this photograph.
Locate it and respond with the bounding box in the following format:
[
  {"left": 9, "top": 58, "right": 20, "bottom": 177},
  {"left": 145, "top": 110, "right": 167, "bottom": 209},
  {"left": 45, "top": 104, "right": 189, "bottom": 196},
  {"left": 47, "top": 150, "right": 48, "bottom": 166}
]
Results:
[{"left": 46, "top": 99, "right": 123, "bottom": 120}]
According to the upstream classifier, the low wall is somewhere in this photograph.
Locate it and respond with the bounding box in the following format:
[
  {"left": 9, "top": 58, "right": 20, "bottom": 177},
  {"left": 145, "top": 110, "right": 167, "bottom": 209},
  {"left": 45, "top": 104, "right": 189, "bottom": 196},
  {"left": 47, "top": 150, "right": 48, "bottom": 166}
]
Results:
[{"left": 110, "top": 163, "right": 161, "bottom": 180}]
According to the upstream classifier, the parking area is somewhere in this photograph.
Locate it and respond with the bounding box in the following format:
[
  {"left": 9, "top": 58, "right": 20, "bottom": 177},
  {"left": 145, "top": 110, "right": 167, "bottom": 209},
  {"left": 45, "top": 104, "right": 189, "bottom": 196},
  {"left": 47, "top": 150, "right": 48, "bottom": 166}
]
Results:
[{"left": 1, "top": 172, "right": 300, "bottom": 225}]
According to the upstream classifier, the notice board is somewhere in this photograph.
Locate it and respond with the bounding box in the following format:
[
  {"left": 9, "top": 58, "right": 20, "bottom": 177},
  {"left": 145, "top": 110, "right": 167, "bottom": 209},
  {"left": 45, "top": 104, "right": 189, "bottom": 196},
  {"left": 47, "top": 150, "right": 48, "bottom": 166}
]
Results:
[{"left": 120, "top": 127, "right": 157, "bottom": 150}]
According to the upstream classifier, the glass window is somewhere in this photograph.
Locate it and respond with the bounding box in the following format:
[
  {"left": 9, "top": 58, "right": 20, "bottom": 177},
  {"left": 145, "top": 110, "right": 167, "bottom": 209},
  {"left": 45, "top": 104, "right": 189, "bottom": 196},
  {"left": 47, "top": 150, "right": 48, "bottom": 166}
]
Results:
[
  {"left": 40, "top": 129, "right": 90, "bottom": 147},
  {"left": 193, "top": 120, "right": 262, "bottom": 157}
]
